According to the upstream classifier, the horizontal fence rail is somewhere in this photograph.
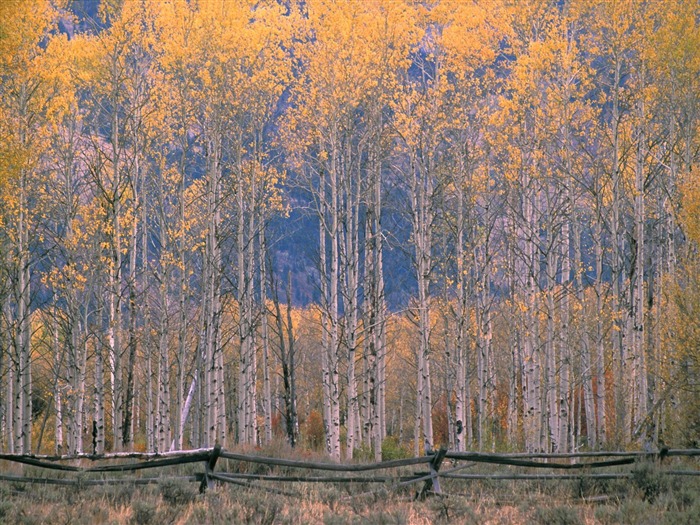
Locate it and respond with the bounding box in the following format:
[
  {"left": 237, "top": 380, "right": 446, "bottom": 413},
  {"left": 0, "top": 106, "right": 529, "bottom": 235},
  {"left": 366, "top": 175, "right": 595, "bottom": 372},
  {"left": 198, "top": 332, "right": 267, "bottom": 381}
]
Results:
[{"left": 0, "top": 447, "right": 698, "bottom": 497}]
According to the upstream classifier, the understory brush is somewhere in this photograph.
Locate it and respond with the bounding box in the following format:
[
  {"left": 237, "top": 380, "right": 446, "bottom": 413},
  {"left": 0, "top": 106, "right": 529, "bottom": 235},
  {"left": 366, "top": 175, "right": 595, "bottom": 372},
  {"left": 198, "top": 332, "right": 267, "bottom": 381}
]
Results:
[{"left": 0, "top": 456, "right": 696, "bottom": 524}]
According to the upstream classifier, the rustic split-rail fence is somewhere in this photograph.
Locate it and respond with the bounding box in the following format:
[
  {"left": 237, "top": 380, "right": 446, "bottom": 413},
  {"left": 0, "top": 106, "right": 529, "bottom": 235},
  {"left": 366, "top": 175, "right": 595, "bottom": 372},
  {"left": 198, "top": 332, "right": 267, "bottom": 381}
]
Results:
[{"left": 1, "top": 446, "right": 698, "bottom": 499}]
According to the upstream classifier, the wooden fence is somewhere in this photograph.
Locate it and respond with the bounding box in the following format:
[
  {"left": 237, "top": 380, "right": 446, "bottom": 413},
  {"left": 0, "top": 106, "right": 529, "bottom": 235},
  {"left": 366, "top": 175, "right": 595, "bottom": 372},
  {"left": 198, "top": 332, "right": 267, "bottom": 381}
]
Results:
[{"left": 1, "top": 447, "right": 698, "bottom": 498}]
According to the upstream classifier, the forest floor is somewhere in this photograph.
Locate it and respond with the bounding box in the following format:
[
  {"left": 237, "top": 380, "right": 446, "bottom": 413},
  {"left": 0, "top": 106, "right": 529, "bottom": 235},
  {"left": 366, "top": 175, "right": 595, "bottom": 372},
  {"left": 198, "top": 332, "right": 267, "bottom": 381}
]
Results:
[{"left": 1, "top": 458, "right": 698, "bottom": 525}]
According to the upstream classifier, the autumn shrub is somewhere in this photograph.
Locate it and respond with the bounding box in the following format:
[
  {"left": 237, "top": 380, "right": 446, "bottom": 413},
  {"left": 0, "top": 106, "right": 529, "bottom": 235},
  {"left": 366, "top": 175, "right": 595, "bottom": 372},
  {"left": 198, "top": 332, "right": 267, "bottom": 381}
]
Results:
[
  {"left": 330, "top": 507, "right": 409, "bottom": 525},
  {"left": 130, "top": 500, "right": 157, "bottom": 525},
  {"left": 431, "top": 396, "right": 450, "bottom": 447},
  {"left": 352, "top": 442, "right": 374, "bottom": 462},
  {"left": 323, "top": 511, "right": 354, "bottom": 525},
  {"left": 428, "top": 495, "right": 477, "bottom": 524},
  {"left": 0, "top": 501, "right": 12, "bottom": 520},
  {"left": 661, "top": 498, "right": 700, "bottom": 525},
  {"left": 159, "top": 478, "right": 195, "bottom": 506},
  {"left": 532, "top": 505, "right": 582, "bottom": 525},
  {"left": 574, "top": 472, "right": 610, "bottom": 499},
  {"left": 672, "top": 482, "right": 698, "bottom": 510},
  {"left": 256, "top": 436, "right": 296, "bottom": 459},
  {"left": 593, "top": 504, "right": 622, "bottom": 525},
  {"left": 618, "top": 499, "right": 658, "bottom": 525},
  {"left": 303, "top": 409, "right": 325, "bottom": 450},
  {"left": 632, "top": 461, "right": 667, "bottom": 502},
  {"left": 381, "top": 436, "right": 411, "bottom": 461},
  {"left": 185, "top": 487, "right": 284, "bottom": 524},
  {"left": 100, "top": 482, "right": 136, "bottom": 505},
  {"left": 239, "top": 490, "right": 283, "bottom": 525}
]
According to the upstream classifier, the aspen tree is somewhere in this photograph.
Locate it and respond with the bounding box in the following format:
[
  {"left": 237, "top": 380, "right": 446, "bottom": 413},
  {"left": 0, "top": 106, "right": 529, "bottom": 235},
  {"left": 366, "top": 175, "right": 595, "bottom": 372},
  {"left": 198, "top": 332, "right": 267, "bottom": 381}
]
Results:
[
  {"left": 80, "top": 0, "right": 158, "bottom": 450},
  {"left": 38, "top": 29, "right": 95, "bottom": 454},
  {"left": 154, "top": 0, "right": 291, "bottom": 448},
  {"left": 579, "top": 0, "right": 640, "bottom": 445},
  {"left": 650, "top": 0, "right": 700, "bottom": 443},
  {"left": 5, "top": 0, "right": 700, "bottom": 456},
  {"left": 0, "top": 0, "right": 62, "bottom": 453},
  {"left": 269, "top": 264, "right": 299, "bottom": 447},
  {"left": 260, "top": 231, "right": 273, "bottom": 445},
  {"left": 493, "top": 0, "right": 561, "bottom": 451},
  {"left": 284, "top": 0, "right": 420, "bottom": 459},
  {"left": 431, "top": 0, "right": 507, "bottom": 452},
  {"left": 152, "top": 0, "right": 199, "bottom": 451},
  {"left": 393, "top": 58, "right": 444, "bottom": 453}
]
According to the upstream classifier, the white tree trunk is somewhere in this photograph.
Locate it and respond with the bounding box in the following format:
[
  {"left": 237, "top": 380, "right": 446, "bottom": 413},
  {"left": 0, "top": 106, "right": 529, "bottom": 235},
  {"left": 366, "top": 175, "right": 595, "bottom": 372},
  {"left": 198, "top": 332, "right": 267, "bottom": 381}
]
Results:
[
  {"left": 53, "top": 306, "right": 63, "bottom": 454},
  {"left": 260, "top": 231, "right": 273, "bottom": 445}
]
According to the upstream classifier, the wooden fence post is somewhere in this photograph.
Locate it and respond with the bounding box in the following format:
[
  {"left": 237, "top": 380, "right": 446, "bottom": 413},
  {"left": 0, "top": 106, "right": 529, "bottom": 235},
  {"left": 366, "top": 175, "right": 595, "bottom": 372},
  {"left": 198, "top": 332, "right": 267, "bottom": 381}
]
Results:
[
  {"left": 418, "top": 446, "right": 447, "bottom": 499},
  {"left": 200, "top": 444, "right": 222, "bottom": 493}
]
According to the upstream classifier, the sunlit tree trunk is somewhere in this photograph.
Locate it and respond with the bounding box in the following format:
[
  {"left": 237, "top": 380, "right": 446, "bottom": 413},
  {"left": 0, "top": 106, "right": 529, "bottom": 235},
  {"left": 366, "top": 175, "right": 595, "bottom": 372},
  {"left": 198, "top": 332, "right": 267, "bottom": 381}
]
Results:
[
  {"left": 573, "top": 215, "right": 596, "bottom": 449},
  {"left": 593, "top": 196, "right": 607, "bottom": 447},
  {"left": 156, "top": 225, "right": 171, "bottom": 453},
  {"left": 52, "top": 302, "right": 63, "bottom": 454},
  {"left": 237, "top": 157, "right": 255, "bottom": 445},
  {"left": 203, "top": 130, "right": 223, "bottom": 448},
  {"left": 123, "top": 143, "right": 141, "bottom": 451},
  {"left": 363, "top": 118, "right": 387, "bottom": 458},
  {"left": 521, "top": 167, "right": 542, "bottom": 453},
  {"left": 410, "top": 149, "right": 434, "bottom": 451},
  {"left": 174, "top": 136, "right": 189, "bottom": 451},
  {"left": 631, "top": 73, "right": 648, "bottom": 440},
  {"left": 454, "top": 186, "right": 468, "bottom": 452},
  {"left": 260, "top": 231, "right": 273, "bottom": 445},
  {"left": 609, "top": 53, "right": 632, "bottom": 446},
  {"left": 340, "top": 136, "right": 362, "bottom": 457},
  {"left": 328, "top": 142, "right": 342, "bottom": 460},
  {"left": 0, "top": 294, "right": 7, "bottom": 453}
]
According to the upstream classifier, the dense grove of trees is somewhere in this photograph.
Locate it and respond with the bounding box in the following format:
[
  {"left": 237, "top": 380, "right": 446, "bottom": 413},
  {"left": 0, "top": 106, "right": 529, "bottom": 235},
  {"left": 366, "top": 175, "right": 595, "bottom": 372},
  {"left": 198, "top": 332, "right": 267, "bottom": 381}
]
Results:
[{"left": 1, "top": 0, "right": 698, "bottom": 457}]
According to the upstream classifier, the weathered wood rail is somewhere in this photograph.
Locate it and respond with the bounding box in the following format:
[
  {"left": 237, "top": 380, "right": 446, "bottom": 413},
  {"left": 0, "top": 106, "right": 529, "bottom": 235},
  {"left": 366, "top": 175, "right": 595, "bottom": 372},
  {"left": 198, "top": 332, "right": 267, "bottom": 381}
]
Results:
[{"left": 0, "top": 447, "right": 698, "bottom": 497}]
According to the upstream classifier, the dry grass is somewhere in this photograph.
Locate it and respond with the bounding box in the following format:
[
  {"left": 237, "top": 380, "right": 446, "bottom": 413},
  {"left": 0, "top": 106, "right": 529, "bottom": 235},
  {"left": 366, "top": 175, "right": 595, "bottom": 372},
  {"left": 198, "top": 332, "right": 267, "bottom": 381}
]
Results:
[{"left": 0, "top": 456, "right": 697, "bottom": 524}]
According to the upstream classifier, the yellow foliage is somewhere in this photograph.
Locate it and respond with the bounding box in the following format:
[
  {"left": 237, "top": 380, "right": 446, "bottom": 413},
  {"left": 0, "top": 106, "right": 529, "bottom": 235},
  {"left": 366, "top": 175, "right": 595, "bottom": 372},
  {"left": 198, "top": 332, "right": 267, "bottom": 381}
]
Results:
[
  {"left": 680, "top": 170, "right": 700, "bottom": 247},
  {"left": 284, "top": 0, "right": 422, "bottom": 166},
  {"left": 432, "top": 0, "right": 508, "bottom": 75}
]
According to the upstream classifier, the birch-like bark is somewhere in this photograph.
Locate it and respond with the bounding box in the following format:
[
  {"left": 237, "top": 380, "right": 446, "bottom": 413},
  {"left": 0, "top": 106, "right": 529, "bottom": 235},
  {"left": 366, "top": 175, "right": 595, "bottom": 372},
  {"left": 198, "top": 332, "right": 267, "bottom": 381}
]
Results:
[
  {"left": 122, "top": 149, "right": 140, "bottom": 451},
  {"left": 18, "top": 167, "right": 32, "bottom": 454},
  {"left": 455, "top": 185, "right": 468, "bottom": 452},
  {"left": 172, "top": 372, "right": 197, "bottom": 452},
  {"left": 329, "top": 144, "right": 341, "bottom": 460},
  {"left": 156, "top": 266, "right": 171, "bottom": 453},
  {"left": 285, "top": 275, "right": 299, "bottom": 444},
  {"left": 53, "top": 303, "right": 63, "bottom": 454},
  {"left": 574, "top": 216, "right": 597, "bottom": 448},
  {"left": 247, "top": 178, "right": 258, "bottom": 445},
  {"left": 632, "top": 79, "right": 648, "bottom": 438},
  {"left": 559, "top": 215, "right": 571, "bottom": 453},
  {"left": 260, "top": 231, "right": 273, "bottom": 445},
  {"left": 94, "top": 301, "right": 105, "bottom": 455},
  {"left": 319, "top": 172, "right": 333, "bottom": 455},
  {"left": 66, "top": 313, "right": 86, "bottom": 455},
  {"left": 215, "top": 312, "right": 226, "bottom": 447},
  {"left": 202, "top": 130, "right": 223, "bottom": 448},
  {"left": 270, "top": 267, "right": 298, "bottom": 447},
  {"left": 411, "top": 150, "right": 434, "bottom": 451},
  {"left": 610, "top": 55, "right": 631, "bottom": 444},
  {"left": 364, "top": 126, "right": 386, "bottom": 458},
  {"left": 478, "top": 263, "right": 495, "bottom": 451},
  {"left": 237, "top": 164, "right": 251, "bottom": 444},
  {"left": 545, "top": 240, "right": 560, "bottom": 452},
  {"left": 339, "top": 135, "right": 362, "bottom": 457},
  {"left": 0, "top": 295, "right": 6, "bottom": 453},
  {"left": 8, "top": 353, "right": 15, "bottom": 455},
  {"left": 521, "top": 166, "right": 542, "bottom": 453},
  {"left": 594, "top": 201, "right": 607, "bottom": 447},
  {"left": 174, "top": 135, "right": 189, "bottom": 451}
]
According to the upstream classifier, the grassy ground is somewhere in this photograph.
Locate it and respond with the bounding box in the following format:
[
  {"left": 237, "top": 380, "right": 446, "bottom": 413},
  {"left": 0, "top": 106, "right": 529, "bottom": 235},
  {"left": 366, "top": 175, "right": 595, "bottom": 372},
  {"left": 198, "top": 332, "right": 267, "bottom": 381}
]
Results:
[{"left": 0, "top": 457, "right": 698, "bottom": 524}]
